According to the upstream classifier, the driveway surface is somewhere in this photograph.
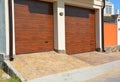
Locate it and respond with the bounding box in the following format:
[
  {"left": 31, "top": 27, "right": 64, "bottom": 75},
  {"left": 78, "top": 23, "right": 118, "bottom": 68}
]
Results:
[
  {"left": 8, "top": 51, "right": 120, "bottom": 82},
  {"left": 73, "top": 52, "right": 120, "bottom": 65},
  {"left": 86, "top": 69, "right": 120, "bottom": 82},
  {"left": 10, "top": 51, "right": 90, "bottom": 81}
]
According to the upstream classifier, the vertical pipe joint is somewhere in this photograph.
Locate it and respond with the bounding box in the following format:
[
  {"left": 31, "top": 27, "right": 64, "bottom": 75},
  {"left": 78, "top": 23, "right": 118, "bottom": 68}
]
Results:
[
  {"left": 101, "top": 0, "right": 105, "bottom": 52},
  {"left": 8, "top": 0, "right": 14, "bottom": 61}
]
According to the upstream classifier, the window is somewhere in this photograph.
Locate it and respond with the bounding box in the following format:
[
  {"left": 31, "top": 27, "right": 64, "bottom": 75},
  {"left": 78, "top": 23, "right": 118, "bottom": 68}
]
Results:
[
  {"left": 106, "top": 6, "right": 109, "bottom": 14},
  {"left": 105, "top": 0, "right": 109, "bottom": 1},
  {"left": 109, "top": 6, "right": 112, "bottom": 14},
  {"left": 106, "top": 5, "right": 112, "bottom": 14}
]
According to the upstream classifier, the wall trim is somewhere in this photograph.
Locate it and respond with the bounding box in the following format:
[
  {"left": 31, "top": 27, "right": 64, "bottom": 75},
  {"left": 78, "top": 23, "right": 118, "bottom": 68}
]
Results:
[
  {"left": 12, "top": 0, "right": 16, "bottom": 55},
  {"left": 4, "top": 0, "right": 10, "bottom": 56},
  {"left": 64, "top": 0, "right": 102, "bottom": 10}
]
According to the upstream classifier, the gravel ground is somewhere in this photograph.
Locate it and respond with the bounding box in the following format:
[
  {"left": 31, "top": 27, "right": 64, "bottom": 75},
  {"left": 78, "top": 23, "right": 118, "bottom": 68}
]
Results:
[{"left": 0, "top": 68, "right": 11, "bottom": 82}]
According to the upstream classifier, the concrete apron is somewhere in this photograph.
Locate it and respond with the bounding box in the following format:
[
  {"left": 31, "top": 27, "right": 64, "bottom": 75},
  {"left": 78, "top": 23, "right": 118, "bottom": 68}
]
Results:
[
  {"left": 28, "top": 60, "right": 120, "bottom": 82},
  {"left": 5, "top": 60, "right": 120, "bottom": 82},
  {"left": 4, "top": 60, "right": 26, "bottom": 82}
]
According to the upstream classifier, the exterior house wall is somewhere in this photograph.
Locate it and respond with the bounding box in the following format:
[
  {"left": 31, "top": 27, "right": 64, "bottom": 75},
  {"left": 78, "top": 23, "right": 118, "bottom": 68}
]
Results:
[
  {"left": 3, "top": 0, "right": 103, "bottom": 56},
  {"left": 104, "top": 23, "right": 117, "bottom": 46},
  {"left": 104, "top": 0, "right": 114, "bottom": 16},
  {"left": 64, "top": 0, "right": 103, "bottom": 51},
  {"left": 95, "top": 9, "right": 102, "bottom": 50},
  {"left": 53, "top": 0, "right": 103, "bottom": 53},
  {"left": 0, "top": 0, "right": 6, "bottom": 55},
  {"left": 54, "top": 0, "right": 66, "bottom": 53}
]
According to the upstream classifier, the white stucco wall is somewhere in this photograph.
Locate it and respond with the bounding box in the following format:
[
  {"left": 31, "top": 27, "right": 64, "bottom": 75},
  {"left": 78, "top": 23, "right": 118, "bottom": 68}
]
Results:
[
  {"left": 104, "top": 0, "right": 114, "bottom": 16},
  {"left": 9, "top": 0, "right": 103, "bottom": 55},
  {"left": 54, "top": 0, "right": 66, "bottom": 52},
  {"left": 117, "top": 18, "right": 120, "bottom": 45},
  {"left": 53, "top": 0, "right": 103, "bottom": 52},
  {"left": 95, "top": 8, "right": 102, "bottom": 50},
  {"left": 0, "top": 0, "right": 6, "bottom": 55}
]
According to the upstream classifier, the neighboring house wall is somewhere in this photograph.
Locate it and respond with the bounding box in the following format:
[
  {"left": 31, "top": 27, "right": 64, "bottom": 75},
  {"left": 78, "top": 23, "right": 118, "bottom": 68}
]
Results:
[
  {"left": 104, "top": 23, "right": 117, "bottom": 46},
  {"left": 104, "top": 0, "right": 114, "bottom": 16},
  {"left": 0, "top": 0, "right": 6, "bottom": 54},
  {"left": 117, "top": 17, "right": 120, "bottom": 45}
]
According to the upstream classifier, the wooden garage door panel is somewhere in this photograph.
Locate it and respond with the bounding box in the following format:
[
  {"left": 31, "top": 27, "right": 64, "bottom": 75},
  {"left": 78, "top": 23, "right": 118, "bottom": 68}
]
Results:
[
  {"left": 65, "top": 5, "right": 96, "bottom": 54},
  {"left": 15, "top": 0, "right": 54, "bottom": 54}
]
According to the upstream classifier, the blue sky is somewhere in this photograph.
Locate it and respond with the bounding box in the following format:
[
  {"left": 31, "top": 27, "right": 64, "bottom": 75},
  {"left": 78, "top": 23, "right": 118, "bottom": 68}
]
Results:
[{"left": 111, "top": 0, "right": 120, "bottom": 12}]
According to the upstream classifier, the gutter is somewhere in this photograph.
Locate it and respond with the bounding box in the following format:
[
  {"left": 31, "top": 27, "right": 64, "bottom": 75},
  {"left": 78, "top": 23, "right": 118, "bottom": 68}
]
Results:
[
  {"left": 8, "top": 0, "right": 14, "bottom": 61},
  {"left": 101, "top": 0, "right": 105, "bottom": 52}
]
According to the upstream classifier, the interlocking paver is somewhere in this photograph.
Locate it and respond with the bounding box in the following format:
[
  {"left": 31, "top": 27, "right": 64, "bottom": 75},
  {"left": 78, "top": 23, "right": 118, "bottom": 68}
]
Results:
[
  {"left": 10, "top": 51, "right": 120, "bottom": 81},
  {"left": 10, "top": 51, "right": 90, "bottom": 80},
  {"left": 72, "top": 52, "right": 120, "bottom": 65}
]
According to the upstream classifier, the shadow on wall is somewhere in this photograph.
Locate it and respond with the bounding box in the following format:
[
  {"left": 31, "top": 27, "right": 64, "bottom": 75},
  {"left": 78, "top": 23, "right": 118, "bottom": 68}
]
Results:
[
  {"left": 65, "top": 5, "right": 90, "bottom": 18},
  {"left": 14, "top": 0, "right": 53, "bottom": 15}
]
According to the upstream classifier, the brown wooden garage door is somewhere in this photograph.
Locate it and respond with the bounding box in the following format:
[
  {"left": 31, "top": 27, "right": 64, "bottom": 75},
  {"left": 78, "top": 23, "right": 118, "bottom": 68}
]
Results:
[
  {"left": 15, "top": 0, "right": 54, "bottom": 54},
  {"left": 65, "top": 5, "right": 96, "bottom": 54}
]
